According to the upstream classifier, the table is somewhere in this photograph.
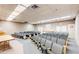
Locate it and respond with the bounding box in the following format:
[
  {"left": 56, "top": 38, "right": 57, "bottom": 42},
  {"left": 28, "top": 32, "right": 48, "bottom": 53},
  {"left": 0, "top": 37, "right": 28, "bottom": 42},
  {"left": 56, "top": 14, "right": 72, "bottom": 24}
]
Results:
[{"left": 0, "top": 35, "right": 15, "bottom": 52}]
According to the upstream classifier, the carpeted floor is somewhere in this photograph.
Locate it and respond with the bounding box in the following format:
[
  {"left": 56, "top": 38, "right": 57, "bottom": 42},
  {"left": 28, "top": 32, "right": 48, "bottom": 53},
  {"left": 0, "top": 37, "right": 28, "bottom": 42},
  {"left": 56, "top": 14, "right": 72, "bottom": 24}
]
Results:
[
  {"left": 17, "top": 39, "right": 41, "bottom": 54},
  {"left": 67, "top": 38, "right": 79, "bottom": 54}
]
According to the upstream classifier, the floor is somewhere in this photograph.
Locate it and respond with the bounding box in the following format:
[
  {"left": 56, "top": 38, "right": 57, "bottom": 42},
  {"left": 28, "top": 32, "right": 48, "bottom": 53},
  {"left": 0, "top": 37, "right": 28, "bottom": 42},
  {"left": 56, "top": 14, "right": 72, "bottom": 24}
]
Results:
[
  {"left": 67, "top": 38, "right": 79, "bottom": 54},
  {"left": 17, "top": 39, "right": 41, "bottom": 54}
]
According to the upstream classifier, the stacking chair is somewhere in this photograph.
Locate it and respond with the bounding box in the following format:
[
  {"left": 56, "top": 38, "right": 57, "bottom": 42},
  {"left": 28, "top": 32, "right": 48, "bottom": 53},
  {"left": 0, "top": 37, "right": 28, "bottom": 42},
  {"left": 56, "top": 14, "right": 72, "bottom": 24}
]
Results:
[
  {"left": 58, "top": 32, "right": 68, "bottom": 39},
  {"left": 57, "top": 32, "right": 68, "bottom": 54},
  {"left": 32, "top": 36, "right": 37, "bottom": 42},
  {"left": 52, "top": 43, "right": 64, "bottom": 54},
  {"left": 57, "top": 39, "right": 66, "bottom": 46},
  {"left": 32, "top": 35, "right": 38, "bottom": 43},
  {"left": 34, "top": 36, "right": 39, "bottom": 44},
  {"left": 42, "top": 39, "right": 53, "bottom": 53},
  {"left": 51, "top": 37, "right": 57, "bottom": 43},
  {"left": 30, "top": 34, "right": 34, "bottom": 40},
  {"left": 45, "top": 40, "right": 53, "bottom": 50},
  {"left": 46, "top": 36, "right": 51, "bottom": 40},
  {"left": 40, "top": 38, "right": 46, "bottom": 53},
  {"left": 47, "top": 43, "right": 64, "bottom": 54},
  {"left": 50, "top": 32, "right": 58, "bottom": 43},
  {"left": 36, "top": 37, "right": 42, "bottom": 49}
]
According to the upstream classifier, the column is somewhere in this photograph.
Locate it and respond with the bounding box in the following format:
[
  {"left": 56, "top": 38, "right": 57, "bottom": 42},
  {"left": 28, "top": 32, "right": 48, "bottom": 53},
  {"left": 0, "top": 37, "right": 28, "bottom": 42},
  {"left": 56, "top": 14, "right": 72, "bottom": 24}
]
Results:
[{"left": 75, "top": 15, "right": 79, "bottom": 46}]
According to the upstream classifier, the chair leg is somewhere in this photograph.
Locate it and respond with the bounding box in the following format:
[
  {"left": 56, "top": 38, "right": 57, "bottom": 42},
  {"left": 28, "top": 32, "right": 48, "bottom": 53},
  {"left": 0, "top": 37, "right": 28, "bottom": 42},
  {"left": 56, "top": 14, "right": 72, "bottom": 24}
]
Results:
[{"left": 42, "top": 48, "right": 47, "bottom": 54}]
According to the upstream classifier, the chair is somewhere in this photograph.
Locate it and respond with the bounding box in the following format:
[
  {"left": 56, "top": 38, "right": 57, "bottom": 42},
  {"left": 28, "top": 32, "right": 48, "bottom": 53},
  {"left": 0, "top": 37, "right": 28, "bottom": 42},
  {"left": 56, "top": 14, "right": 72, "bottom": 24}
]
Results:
[
  {"left": 51, "top": 37, "right": 57, "bottom": 43},
  {"left": 57, "top": 32, "right": 68, "bottom": 46},
  {"left": 50, "top": 32, "right": 58, "bottom": 43},
  {"left": 40, "top": 38, "right": 47, "bottom": 53},
  {"left": 42, "top": 39, "right": 53, "bottom": 53},
  {"left": 34, "top": 36, "right": 39, "bottom": 44},
  {"left": 46, "top": 36, "right": 51, "bottom": 40},
  {"left": 37, "top": 37, "right": 42, "bottom": 49},
  {"left": 31, "top": 36, "right": 36, "bottom": 42},
  {"left": 45, "top": 40, "right": 53, "bottom": 49},
  {"left": 57, "top": 39, "right": 66, "bottom": 46},
  {"left": 41, "top": 38, "right": 46, "bottom": 45},
  {"left": 58, "top": 32, "right": 68, "bottom": 40},
  {"left": 48, "top": 43, "right": 64, "bottom": 54},
  {"left": 31, "top": 35, "right": 38, "bottom": 43}
]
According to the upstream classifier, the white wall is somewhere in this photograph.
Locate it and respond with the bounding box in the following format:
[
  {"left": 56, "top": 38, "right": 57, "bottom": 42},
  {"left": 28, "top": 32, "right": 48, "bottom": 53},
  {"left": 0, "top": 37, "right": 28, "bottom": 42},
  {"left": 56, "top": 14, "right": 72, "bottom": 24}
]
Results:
[
  {"left": 0, "top": 20, "right": 75, "bottom": 39},
  {"left": 0, "top": 21, "right": 35, "bottom": 34},
  {"left": 75, "top": 15, "right": 79, "bottom": 46},
  {"left": 35, "top": 20, "right": 75, "bottom": 38}
]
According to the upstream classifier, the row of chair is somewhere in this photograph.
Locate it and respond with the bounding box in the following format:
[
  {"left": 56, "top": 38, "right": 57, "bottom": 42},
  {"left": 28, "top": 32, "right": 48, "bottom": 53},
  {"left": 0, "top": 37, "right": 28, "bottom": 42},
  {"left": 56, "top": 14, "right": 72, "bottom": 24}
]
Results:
[
  {"left": 11, "top": 31, "right": 40, "bottom": 39},
  {"left": 31, "top": 32, "right": 68, "bottom": 54}
]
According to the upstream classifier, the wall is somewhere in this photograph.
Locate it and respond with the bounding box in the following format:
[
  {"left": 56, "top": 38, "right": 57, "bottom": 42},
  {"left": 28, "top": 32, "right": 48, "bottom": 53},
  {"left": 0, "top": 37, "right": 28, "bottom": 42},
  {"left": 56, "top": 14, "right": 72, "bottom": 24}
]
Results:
[
  {"left": 0, "top": 20, "right": 75, "bottom": 39},
  {"left": 0, "top": 21, "right": 35, "bottom": 34},
  {"left": 75, "top": 15, "right": 79, "bottom": 46},
  {"left": 35, "top": 20, "right": 75, "bottom": 38}
]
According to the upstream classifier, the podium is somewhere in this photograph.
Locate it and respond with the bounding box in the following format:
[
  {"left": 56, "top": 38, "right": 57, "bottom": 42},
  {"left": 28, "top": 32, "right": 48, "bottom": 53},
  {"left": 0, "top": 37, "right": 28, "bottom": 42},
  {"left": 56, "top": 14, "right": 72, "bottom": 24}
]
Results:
[{"left": 0, "top": 31, "right": 14, "bottom": 52}]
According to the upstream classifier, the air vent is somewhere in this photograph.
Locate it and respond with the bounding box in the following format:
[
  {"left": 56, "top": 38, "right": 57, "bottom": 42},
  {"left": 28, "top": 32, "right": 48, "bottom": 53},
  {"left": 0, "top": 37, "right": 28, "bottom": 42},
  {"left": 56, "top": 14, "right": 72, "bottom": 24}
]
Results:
[{"left": 31, "top": 4, "right": 39, "bottom": 9}]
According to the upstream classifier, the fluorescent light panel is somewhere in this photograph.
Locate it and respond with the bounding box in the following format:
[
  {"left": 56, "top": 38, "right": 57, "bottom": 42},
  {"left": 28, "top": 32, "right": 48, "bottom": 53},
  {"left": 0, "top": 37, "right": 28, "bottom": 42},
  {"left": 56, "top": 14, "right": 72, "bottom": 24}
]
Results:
[
  {"left": 6, "top": 4, "right": 31, "bottom": 21},
  {"left": 14, "top": 5, "right": 26, "bottom": 12},
  {"left": 21, "top": 4, "right": 31, "bottom": 7}
]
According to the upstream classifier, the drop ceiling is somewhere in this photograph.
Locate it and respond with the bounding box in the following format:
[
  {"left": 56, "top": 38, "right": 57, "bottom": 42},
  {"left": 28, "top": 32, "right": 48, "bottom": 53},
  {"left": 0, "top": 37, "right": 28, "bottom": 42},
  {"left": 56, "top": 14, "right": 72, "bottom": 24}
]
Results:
[
  {"left": 0, "top": 4, "right": 79, "bottom": 24},
  {"left": 0, "top": 4, "right": 17, "bottom": 21}
]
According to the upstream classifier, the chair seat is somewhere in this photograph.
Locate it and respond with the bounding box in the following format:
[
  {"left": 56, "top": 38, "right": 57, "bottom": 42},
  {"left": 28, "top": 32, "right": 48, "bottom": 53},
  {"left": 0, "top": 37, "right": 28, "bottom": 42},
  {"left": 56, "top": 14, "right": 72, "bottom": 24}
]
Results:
[{"left": 41, "top": 45, "right": 46, "bottom": 50}]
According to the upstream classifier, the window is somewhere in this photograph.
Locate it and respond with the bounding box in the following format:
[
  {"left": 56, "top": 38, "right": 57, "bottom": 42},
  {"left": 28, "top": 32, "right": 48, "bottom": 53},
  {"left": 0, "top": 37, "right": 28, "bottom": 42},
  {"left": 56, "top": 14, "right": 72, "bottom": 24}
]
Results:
[{"left": 56, "top": 26, "right": 67, "bottom": 32}]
